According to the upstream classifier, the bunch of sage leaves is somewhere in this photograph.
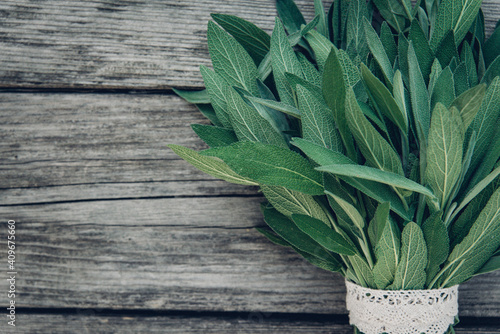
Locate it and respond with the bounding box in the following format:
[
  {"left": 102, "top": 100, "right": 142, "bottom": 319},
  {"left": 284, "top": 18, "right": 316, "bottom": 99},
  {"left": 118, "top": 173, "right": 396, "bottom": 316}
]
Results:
[{"left": 171, "top": 0, "right": 500, "bottom": 299}]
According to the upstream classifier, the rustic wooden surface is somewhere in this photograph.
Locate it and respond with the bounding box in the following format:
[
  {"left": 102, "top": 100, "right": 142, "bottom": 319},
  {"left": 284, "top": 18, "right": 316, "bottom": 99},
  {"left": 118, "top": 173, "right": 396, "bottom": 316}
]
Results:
[{"left": 0, "top": 0, "right": 499, "bottom": 333}]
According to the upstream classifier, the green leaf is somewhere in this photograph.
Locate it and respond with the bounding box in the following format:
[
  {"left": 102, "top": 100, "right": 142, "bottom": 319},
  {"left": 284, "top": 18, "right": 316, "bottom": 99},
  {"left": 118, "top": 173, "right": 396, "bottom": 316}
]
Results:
[
  {"left": 322, "top": 49, "right": 357, "bottom": 160},
  {"left": 351, "top": 254, "right": 376, "bottom": 288},
  {"left": 168, "top": 144, "right": 257, "bottom": 186},
  {"left": 393, "top": 70, "right": 408, "bottom": 126},
  {"left": 195, "top": 104, "right": 223, "bottom": 127},
  {"left": 225, "top": 87, "right": 287, "bottom": 147},
  {"left": 271, "top": 18, "right": 304, "bottom": 106},
  {"left": 317, "top": 164, "right": 436, "bottom": 198},
  {"left": 431, "top": 67, "right": 456, "bottom": 110},
  {"left": 398, "top": 34, "right": 410, "bottom": 85},
  {"left": 275, "top": 0, "right": 306, "bottom": 34},
  {"left": 422, "top": 212, "right": 449, "bottom": 286},
  {"left": 256, "top": 227, "right": 291, "bottom": 247},
  {"left": 480, "top": 56, "right": 500, "bottom": 85},
  {"left": 261, "top": 185, "right": 329, "bottom": 223},
  {"left": 428, "top": 59, "right": 443, "bottom": 95},
  {"left": 191, "top": 124, "right": 237, "bottom": 148},
  {"left": 371, "top": 0, "right": 408, "bottom": 33},
  {"left": 469, "top": 77, "right": 500, "bottom": 176},
  {"left": 297, "top": 52, "right": 321, "bottom": 87},
  {"left": 484, "top": 23, "right": 500, "bottom": 67},
  {"left": 247, "top": 96, "right": 301, "bottom": 119},
  {"left": 314, "top": 0, "right": 328, "bottom": 37},
  {"left": 304, "top": 30, "right": 335, "bottom": 72},
  {"left": 297, "top": 85, "right": 343, "bottom": 152},
  {"left": 326, "top": 190, "right": 365, "bottom": 229},
  {"left": 207, "top": 21, "right": 259, "bottom": 96},
  {"left": 373, "top": 217, "right": 401, "bottom": 289},
  {"left": 261, "top": 206, "right": 341, "bottom": 268},
  {"left": 346, "top": 0, "right": 369, "bottom": 61},
  {"left": 453, "top": 62, "right": 471, "bottom": 97},
  {"left": 408, "top": 42, "right": 431, "bottom": 142},
  {"left": 345, "top": 88, "right": 404, "bottom": 176},
  {"left": 361, "top": 63, "right": 407, "bottom": 134},
  {"left": 391, "top": 222, "right": 428, "bottom": 290},
  {"left": 430, "top": 0, "right": 483, "bottom": 51},
  {"left": 292, "top": 138, "right": 411, "bottom": 220},
  {"left": 200, "top": 65, "right": 232, "bottom": 128},
  {"left": 172, "top": 88, "right": 210, "bottom": 104},
  {"left": 292, "top": 214, "right": 357, "bottom": 255},
  {"left": 435, "top": 31, "right": 459, "bottom": 68},
  {"left": 425, "top": 103, "right": 464, "bottom": 209},
  {"left": 436, "top": 187, "right": 500, "bottom": 288},
  {"left": 380, "top": 22, "right": 397, "bottom": 65},
  {"left": 408, "top": 19, "right": 434, "bottom": 84},
  {"left": 211, "top": 14, "right": 270, "bottom": 65},
  {"left": 363, "top": 19, "right": 394, "bottom": 86},
  {"left": 461, "top": 42, "right": 478, "bottom": 87},
  {"left": 368, "top": 202, "right": 391, "bottom": 247},
  {"left": 474, "top": 256, "right": 500, "bottom": 276},
  {"left": 450, "top": 84, "right": 486, "bottom": 130},
  {"left": 202, "top": 141, "right": 324, "bottom": 195},
  {"left": 292, "top": 246, "right": 344, "bottom": 272}
]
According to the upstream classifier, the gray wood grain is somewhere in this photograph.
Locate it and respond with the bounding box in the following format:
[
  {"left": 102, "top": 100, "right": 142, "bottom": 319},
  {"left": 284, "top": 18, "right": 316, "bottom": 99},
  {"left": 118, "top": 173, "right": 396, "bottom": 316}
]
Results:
[
  {"left": 1, "top": 0, "right": 499, "bottom": 90},
  {"left": 2, "top": 313, "right": 499, "bottom": 334},
  {"left": 0, "top": 93, "right": 259, "bottom": 205}
]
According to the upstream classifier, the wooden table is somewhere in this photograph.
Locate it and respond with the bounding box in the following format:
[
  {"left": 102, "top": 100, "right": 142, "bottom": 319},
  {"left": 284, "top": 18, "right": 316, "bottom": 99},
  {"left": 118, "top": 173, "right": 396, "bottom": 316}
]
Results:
[{"left": 1, "top": 1, "right": 499, "bottom": 332}]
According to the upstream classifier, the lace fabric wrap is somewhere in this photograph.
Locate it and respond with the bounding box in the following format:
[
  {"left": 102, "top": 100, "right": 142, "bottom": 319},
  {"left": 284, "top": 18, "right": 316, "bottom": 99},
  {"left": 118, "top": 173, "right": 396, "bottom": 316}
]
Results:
[{"left": 345, "top": 280, "right": 459, "bottom": 334}]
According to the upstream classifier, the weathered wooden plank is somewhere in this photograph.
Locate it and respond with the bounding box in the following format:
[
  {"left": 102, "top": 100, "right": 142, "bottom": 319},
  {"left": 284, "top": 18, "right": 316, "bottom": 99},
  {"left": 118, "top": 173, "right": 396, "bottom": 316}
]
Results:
[
  {"left": 0, "top": 0, "right": 317, "bottom": 90},
  {"left": 2, "top": 313, "right": 499, "bottom": 334},
  {"left": 0, "top": 93, "right": 259, "bottom": 204},
  {"left": 1, "top": 0, "right": 499, "bottom": 90},
  {"left": 0, "top": 200, "right": 498, "bottom": 316}
]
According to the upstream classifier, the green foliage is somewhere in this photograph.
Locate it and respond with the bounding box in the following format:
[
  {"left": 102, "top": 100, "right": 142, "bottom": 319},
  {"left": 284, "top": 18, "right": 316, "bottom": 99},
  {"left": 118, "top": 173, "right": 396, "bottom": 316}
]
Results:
[{"left": 172, "top": 0, "right": 500, "bottom": 304}]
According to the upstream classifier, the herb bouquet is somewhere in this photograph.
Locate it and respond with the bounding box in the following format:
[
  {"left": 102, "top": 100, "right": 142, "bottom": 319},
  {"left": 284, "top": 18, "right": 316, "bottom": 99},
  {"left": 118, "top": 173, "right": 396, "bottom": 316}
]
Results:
[{"left": 170, "top": 0, "right": 500, "bottom": 332}]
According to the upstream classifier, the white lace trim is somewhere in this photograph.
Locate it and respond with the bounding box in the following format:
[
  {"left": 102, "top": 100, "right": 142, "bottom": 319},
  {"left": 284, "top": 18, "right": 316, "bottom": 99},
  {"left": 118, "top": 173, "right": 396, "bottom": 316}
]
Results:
[{"left": 345, "top": 280, "right": 459, "bottom": 334}]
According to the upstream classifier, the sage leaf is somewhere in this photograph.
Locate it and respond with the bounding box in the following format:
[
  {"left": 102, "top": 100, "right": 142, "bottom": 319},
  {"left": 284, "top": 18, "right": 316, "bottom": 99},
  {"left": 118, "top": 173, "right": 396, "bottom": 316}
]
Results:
[
  {"left": 326, "top": 190, "right": 365, "bottom": 229},
  {"left": 437, "top": 187, "right": 500, "bottom": 288},
  {"left": 305, "top": 30, "right": 335, "bottom": 72},
  {"left": 373, "top": 218, "right": 401, "bottom": 289},
  {"left": 167, "top": 145, "right": 257, "bottom": 186},
  {"left": 461, "top": 42, "right": 478, "bottom": 86},
  {"left": 431, "top": 67, "right": 456, "bottom": 110},
  {"left": 297, "top": 52, "right": 321, "bottom": 87},
  {"left": 368, "top": 202, "right": 391, "bottom": 248},
  {"left": 207, "top": 21, "right": 259, "bottom": 96},
  {"left": 425, "top": 103, "right": 464, "bottom": 209},
  {"left": 391, "top": 222, "right": 428, "bottom": 290},
  {"left": 256, "top": 227, "right": 291, "bottom": 247},
  {"left": 480, "top": 56, "right": 500, "bottom": 85},
  {"left": 292, "top": 138, "right": 410, "bottom": 220},
  {"left": 261, "top": 185, "right": 330, "bottom": 223},
  {"left": 428, "top": 59, "right": 443, "bottom": 95},
  {"left": 211, "top": 14, "right": 270, "bottom": 65},
  {"left": 361, "top": 63, "right": 407, "bottom": 134},
  {"left": 172, "top": 88, "right": 210, "bottom": 104},
  {"left": 453, "top": 62, "right": 471, "bottom": 96},
  {"left": 292, "top": 246, "right": 344, "bottom": 272},
  {"left": 371, "top": 0, "right": 408, "bottom": 33},
  {"left": 363, "top": 18, "right": 394, "bottom": 86},
  {"left": 430, "top": 0, "right": 483, "bottom": 52},
  {"left": 271, "top": 18, "right": 304, "bottom": 106},
  {"left": 408, "top": 19, "right": 434, "bottom": 84},
  {"left": 225, "top": 87, "right": 287, "bottom": 148},
  {"left": 275, "top": 0, "right": 306, "bottom": 34},
  {"left": 202, "top": 141, "right": 324, "bottom": 195},
  {"left": 292, "top": 214, "right": 357, "bottom": 256},
  {"left": 345, "top": 88, "right": 404, "bottom": 176},
  {"left": 200, "top": 65, "right": 232, "bottom": 129},
  {"left": 484, "top": 23, "right": 500, "bottom": 67},
  {"left": 346, "top": 0, "right": 369, "bottom": 61},
  {"left": 422, "top": 212, "right": 449, "bottom": 286},
  {"left": 314, "top": 0, "right": 328, "bottom": 37},
  {"left": 474, "top": 256, "right": 500, "bottom": 276},
  {"left": 317, "top": 164, "right": 435, "bottom": 198},
  {"left": 191, "top": 124, "right": 237, "bottom": 148},
  {"left": 469, "top": 77, "right": 500, "bottom": 177},
  {"left": 262, "top": 206, "right": 340, "bottom": 267},
  {"left": 450, "top": 84, "right": 486, "bottom": 130},
  {"left": 350, "top": 254, "right": 376, "bottom": 288},
  {"left": 195, "top": 104, "right": 223, "bottom": 127},
  {"left": 408, "top": 42, "right": 430, "bottom": 142},
  {"left": 323, "top": 49, "right": 357, "bottom": 160},
  {"left": 248, "top": 96, "right": 301, "bottom": 119},
  {"left": 380, "top": 22, "right": 397, "bottom": 65},
  {"left": 435, "top": 31, "right": 459, "bottom": 68},
  {"left": 297, "top": 85, "right": 343, "bottom": 152}
]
